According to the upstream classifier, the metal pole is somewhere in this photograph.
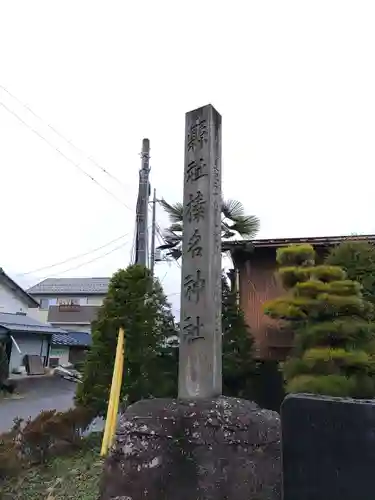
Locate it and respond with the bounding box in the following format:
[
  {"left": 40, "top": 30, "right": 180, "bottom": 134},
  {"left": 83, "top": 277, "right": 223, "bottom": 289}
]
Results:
[{"left": 150, "top": 188, "right": 157, "bottom": 276}]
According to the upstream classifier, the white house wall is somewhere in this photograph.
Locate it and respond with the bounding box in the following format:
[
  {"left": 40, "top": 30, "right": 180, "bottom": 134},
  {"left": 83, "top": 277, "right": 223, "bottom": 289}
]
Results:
[
  {"left": 0, "top": 282, "right": 29, "bottom": 314},
  {"left": 9, "top": 334, "right": 50, "bottom": 372},
  {"left": 87, "top": 295, "right": 105, "bottom": 306},
  {"left": 49, "top": 345, "right": 70, "bottom": 365},
  {"left": 28, "top": 308, "right": 49, "bottom": 324}
]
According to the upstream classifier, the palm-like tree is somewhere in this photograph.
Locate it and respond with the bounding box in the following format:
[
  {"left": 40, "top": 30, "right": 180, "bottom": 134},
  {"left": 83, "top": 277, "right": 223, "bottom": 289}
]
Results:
[{"left": 158, "top": 198, "right": 260, "bottom": 260}]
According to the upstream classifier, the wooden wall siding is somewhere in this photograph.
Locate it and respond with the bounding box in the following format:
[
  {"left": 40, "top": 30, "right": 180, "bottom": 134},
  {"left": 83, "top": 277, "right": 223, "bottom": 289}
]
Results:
[{"left": 239, "top": 250, "right": 293, "bottom": 360}]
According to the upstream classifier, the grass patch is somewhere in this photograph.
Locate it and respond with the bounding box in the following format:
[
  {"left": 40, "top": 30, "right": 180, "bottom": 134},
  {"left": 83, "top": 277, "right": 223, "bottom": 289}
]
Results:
[{"left": 1, "top": 434, "right": 103, "bottom": 500}]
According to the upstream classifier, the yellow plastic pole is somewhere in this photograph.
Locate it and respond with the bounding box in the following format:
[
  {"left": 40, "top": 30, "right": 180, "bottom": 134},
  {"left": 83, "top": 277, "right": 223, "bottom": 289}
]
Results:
[
  {"left": 100, "top": 349, "right": 118, "bottom": 456},
  {"left": 108, "top": 334, "right": 125, "bottom": 447},
  {"left": 100, "top": 328, "right": 124, "bottom": 456},
  {"left": 100, "top": 328, "right": 123, "bottom": 456}
]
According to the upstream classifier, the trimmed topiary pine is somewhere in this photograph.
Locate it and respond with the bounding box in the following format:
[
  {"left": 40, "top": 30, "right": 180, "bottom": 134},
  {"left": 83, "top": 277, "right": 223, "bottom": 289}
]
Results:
[{"left": 263, "top": 244, "right": 375, "bottom": 399}]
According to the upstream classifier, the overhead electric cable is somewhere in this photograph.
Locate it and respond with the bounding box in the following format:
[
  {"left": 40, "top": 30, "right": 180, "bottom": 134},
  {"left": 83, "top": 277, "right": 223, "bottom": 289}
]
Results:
[
  {"left": 43, "top": 241, "right": 129, "bottom": 278},
  {"left": 0, "top": 100, "right": 131, "bottom": 210},
  {"left": 17, "top": 233, "right": 129, "bottom": 276},
  {"left": 0, "top": 84, "right": 130, "bottom": 192}
]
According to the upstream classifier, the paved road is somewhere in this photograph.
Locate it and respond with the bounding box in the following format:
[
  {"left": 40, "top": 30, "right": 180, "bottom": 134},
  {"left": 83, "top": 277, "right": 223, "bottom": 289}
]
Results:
[
  {"left": 0, "top": 376, "right": 105, "bottom": 434},
  {"left": 0, "top": 376, "right": 76, "bottom": 433}
]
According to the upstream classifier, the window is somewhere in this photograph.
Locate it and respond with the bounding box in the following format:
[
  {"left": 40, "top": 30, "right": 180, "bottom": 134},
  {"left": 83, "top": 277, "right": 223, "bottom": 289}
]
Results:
[
  {"left": 40, "top": 298, "right": 57, "bottom": 309},
  {"left": 40, "top": 299, "right": 48, "bottom": 309}
]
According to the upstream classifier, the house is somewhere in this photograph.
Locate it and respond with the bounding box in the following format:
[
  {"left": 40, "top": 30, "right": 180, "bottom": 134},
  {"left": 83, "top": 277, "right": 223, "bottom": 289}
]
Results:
[
  {"left": 0, "top": 267, "right": 68, "bottom": 373},
  {"left": 0, "top": 312, "right": 67, "bottom": 373},
  {"left": 0, "top": 267, "right": 40, "bottom": 314},
  {"left": 50, "top": 331, "right": 92, "bottom": 367},
  {"left": 27, "top": 277, "right": 110, "bottom": 333},
  {"left": 223, "top": 234, "right": 375, "bottom": 361}
]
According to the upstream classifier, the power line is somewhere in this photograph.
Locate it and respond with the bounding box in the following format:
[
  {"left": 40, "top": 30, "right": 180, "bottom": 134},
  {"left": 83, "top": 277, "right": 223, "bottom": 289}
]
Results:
[
  {"left": 43, "top": 240, "right": 129, "bottom": 279},
  {"left": 0, "top": 99, "right": 132, "bottom": 211},
  {"left": 17, "top": 233, "right": 130, "bottom": 276},
  {"left": 0, "top": 84, "right": 130, "bottom": 192},
  {"left": 159, "top": 270, "right": 169, "bottom": 284},
  {"left": 147, "top": 203, "right": 182, "bottom": 269}
]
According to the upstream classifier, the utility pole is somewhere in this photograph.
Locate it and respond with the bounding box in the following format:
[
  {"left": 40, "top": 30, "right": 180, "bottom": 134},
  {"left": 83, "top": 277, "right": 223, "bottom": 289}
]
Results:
[
  {"left": 150, "top": 188, "right": 157, "bottom": 276},
  {"left": 135, "top": 138, "right": 151, "bottom": 267}
]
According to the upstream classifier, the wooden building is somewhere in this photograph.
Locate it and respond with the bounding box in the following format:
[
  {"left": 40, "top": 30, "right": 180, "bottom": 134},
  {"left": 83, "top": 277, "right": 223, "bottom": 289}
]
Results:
[{"left": 224, "top": 234, "right": 375, "bottom": 361}]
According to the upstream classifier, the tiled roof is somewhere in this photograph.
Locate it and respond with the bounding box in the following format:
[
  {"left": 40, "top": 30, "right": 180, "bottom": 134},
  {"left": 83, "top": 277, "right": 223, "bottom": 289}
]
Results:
[
  {"left": 27, "top": 277, "right": 110, "bottom": 296},
  {"left": 222, "top": 234, "right": 375, "bottom": 251},
  {"left": 69, "top": 331, "right": 92, "bottom": 346},
  {"left": 0, "top": 312, "right": 67, "bottom": 335},
  {"left": 52, "top": 331, "right": 92, "bottom": 347}
]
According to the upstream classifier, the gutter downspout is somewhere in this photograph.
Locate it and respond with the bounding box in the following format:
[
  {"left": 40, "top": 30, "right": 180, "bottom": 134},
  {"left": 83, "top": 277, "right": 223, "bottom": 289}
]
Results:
[
  {"left": 10, "top": 335, "right": 22, "bottom": 354},
  {"left": 46, "top": 336, "right": 51, "bottom": 367},
  {"left": 235, "top": 267, "right": 240, "bottom": 306}
]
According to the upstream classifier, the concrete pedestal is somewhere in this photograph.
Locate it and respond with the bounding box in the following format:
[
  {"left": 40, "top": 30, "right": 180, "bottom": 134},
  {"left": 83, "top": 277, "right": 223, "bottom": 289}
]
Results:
[{"left": 99, "top": 397, "right": 281, "bottom": 500}]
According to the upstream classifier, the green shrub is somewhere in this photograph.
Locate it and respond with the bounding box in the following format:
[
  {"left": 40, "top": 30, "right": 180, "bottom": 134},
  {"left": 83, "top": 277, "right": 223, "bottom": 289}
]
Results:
[
  {"left": 295, "top": 320, "right": 375, "bottom": 351},
  {"left": 278, "top": 266, "right": 312, "bottom": 288},
  {"left": 264, "top": 244, "right": 375, "bottom": 399},
  {"left": 51, "top": 406, "right": 94, "bottom": 445},
  {"left": 20, "top": 410, "right": 56, "bottom": 463},
  {"left": 16, "top": 406, "right": 94, "bottom": 465},
  {"left": 0, "top": 408, "right": 95, "bottom": 480},
  {"left": 277, "top": 244, "right": 315, "bottom": 266},
  {"left": 311, "top": 265, "right": 346, "bottom": 283},
  {"left": 326, "top": 240, "right": 375, "bottom": 305},
  {"left": 0, "top": 427, "right": 22, "bottom": 479},
  {"left": 286, "top": 374, "right": 355, "bottom": 397}
]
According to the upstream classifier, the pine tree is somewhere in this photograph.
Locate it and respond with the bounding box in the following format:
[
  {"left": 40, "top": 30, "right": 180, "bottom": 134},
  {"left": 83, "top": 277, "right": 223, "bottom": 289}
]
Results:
[
  {"left": 75, "top": 264, "right": 178, "bottom": 416},
  {"left": 326, "top": 240, "right": 375, "bottom": 306},
  {"left": 263, "top": 244, "right": 375, "bottom": 398}
]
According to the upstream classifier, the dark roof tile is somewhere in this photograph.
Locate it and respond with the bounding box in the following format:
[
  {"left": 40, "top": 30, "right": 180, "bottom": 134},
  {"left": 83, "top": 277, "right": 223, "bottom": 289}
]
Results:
[
  {"left": 27, "top": 277, "right": 110, "bottom": 296},
  {"left": 52, "top": 331, "right": 92, "bottom": 347},
  {"left": 0, "top": 312, "right": 67, "bottom": 335}
]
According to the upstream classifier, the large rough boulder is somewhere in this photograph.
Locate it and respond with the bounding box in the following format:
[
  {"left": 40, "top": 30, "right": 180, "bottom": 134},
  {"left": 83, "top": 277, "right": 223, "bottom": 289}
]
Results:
[{"left": 99, "top": 397, "right": 281, "bottom": 500}]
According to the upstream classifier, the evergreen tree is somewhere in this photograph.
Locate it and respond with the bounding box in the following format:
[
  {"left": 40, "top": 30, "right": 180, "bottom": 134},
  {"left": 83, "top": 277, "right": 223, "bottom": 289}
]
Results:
[
  {"left": 158, "top": 275, "right": 255, "bottom": 400},
  {"left": 75, "top": 264, "right": 178, "bottom": 416},
  {"left": 326, "top": 240, "right": 375, "bottom": 306},
  {"left": 222, "top": 275, "right": 255, "bottom": 398},
  {"left": 263, "top": 244, "right": 375, "bottom": 398}
]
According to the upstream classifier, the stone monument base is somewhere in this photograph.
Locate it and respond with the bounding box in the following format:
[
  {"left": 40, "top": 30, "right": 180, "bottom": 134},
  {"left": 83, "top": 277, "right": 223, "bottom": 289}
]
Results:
[{"left": 99, "top": 397, "right": 281, "bottom": 500}]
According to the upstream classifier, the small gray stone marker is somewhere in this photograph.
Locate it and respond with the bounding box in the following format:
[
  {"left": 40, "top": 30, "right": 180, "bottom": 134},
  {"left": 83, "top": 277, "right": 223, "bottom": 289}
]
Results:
[{"left": 179, "top": 104, "right": 222, "bottom": 399}]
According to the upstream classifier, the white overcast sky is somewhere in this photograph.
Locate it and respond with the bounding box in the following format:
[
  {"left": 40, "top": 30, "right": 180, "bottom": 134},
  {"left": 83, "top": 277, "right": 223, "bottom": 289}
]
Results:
[{"left": 1, "top": 1, "right": 374, "bottom": 316}]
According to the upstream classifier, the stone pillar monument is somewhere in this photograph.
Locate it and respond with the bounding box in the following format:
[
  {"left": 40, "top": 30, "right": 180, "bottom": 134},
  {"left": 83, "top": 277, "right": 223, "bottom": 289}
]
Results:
[
  {"left": 179, "top": 104, "right": 222, "bottom": 399},
  {"left": 99, "top": 105, "right": 282, "bottom": 500}
]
